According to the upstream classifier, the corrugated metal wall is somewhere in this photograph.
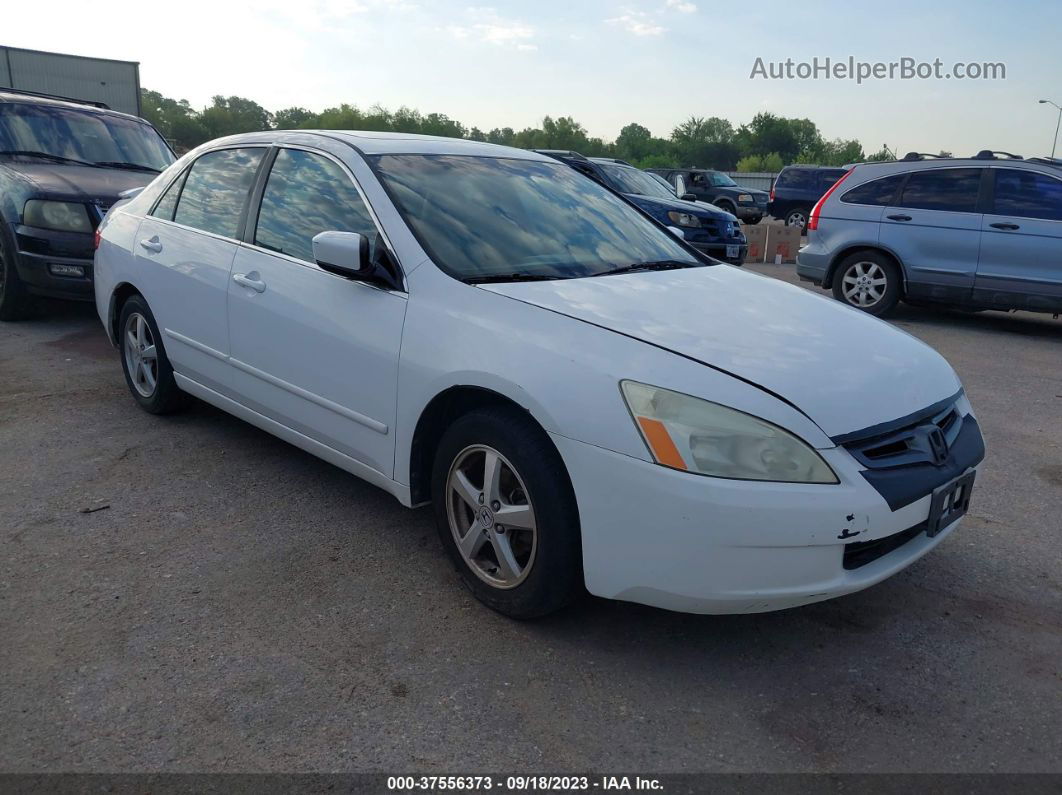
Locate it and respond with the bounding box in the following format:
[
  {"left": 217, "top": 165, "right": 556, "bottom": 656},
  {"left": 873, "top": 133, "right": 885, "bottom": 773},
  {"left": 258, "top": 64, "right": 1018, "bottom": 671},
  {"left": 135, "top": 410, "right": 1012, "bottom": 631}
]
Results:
[
  {"left": 723, "top": 171, "right": 778, "bottom": 191},
  {"left": 0, "top": 46, "right": 140, "bottom": 116}
]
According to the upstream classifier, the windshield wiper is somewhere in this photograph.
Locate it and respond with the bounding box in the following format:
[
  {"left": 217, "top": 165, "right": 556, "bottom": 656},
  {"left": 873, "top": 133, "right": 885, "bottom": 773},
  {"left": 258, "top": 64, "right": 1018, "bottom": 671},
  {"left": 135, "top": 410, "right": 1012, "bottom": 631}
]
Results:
[
  {"left": 464, "top": 273, "right": 564, "bottom": 284},
  {"left": 94, "top": 161, "right": 161, "bottom": 173},
  {"left": 591, "top": 259, "right": 698, "bottom": 277},
  {"left": 0, "top": 150, "right": 97, "bottom": 167}
]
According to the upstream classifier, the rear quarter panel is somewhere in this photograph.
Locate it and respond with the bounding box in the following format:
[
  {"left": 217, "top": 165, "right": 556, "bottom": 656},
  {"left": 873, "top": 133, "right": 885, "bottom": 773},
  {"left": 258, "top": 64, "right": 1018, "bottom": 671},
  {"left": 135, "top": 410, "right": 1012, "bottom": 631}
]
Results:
[{"left": 93, "top": 208, "right": 143, "bottom": 339}]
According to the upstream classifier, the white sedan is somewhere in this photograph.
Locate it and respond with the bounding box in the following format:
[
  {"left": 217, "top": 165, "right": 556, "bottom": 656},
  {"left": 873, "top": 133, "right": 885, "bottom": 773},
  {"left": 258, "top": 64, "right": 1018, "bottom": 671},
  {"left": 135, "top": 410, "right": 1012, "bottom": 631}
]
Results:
[{"left": 94, "top": 131, "right": 985, "bottom": 618}]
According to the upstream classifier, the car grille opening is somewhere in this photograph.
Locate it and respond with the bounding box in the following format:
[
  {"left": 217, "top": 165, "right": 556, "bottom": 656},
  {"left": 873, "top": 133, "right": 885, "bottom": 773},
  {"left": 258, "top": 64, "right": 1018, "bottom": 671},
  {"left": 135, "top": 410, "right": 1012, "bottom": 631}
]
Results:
[{"left": 844, "top": 403, "right": 963, "bottom": 469}]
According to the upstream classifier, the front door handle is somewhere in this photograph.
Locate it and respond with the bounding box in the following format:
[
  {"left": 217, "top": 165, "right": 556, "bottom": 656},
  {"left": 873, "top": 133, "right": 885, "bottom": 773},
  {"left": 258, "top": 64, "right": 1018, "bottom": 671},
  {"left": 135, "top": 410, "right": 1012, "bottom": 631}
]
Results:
[
  {"left": 233, "top": 272, "right": 267, "bottom": 293},
  {"left": 886, "top": 214, "right": 912, "bottom": 222},
  {"left": 139, "top": 236, "right": 162, "bottom": 253},
  {"left": 989, "top": 222, "right": 1020, "bottom": 231}
]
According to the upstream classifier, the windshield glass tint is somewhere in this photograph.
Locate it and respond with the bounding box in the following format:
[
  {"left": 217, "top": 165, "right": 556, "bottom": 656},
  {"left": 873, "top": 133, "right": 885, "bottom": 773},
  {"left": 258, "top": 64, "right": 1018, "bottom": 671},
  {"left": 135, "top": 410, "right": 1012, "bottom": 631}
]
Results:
[
  {"left": 0, "top": 104, "right": 174, "bottom": 170},
  {"left": 709, "top": 172, "right": 737, "bottom": 187},
  {"left": 597, "top": 163, "right": 676, "bottom": 199},
  {"left": 373, "top": 155, "right": 698, "bottom": 280}
]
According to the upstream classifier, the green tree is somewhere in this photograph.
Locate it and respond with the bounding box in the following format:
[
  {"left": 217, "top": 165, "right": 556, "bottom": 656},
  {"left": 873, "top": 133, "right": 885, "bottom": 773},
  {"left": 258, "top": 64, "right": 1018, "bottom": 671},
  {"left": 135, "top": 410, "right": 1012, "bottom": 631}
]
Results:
[
  {"left": 735, "top": 113, "right": 800, "bottom": 162},
  {"left": 200, "top": 95, "right": 273, "bottom": 138},
  {"left": 670, "top": 116, "right": 738, "bottom": 168},
  {"left": 274, "top": 107, "right": 316, "bottom": 129},
  {"left": 735, "top": 152, "right": 784, "bottom": 172}
]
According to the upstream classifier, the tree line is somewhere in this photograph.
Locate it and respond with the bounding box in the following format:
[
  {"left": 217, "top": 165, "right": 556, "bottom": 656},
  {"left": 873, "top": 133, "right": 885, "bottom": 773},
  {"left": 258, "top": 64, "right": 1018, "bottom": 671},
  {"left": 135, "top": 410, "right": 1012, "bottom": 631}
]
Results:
[{"left": 141, "top": 88, "right": 891, "bottom": 171}]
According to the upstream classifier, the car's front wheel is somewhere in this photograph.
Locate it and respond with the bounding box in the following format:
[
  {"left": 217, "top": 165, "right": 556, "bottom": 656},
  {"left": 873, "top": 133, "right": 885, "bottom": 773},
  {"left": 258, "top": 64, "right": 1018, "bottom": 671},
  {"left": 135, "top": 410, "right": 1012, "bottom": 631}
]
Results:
[
  {"left": 832, "top": 252, "right": 902, "bottom": 316},
  {"left": 0, "top": 231, "right": 33, "bottom": 321},
  {"left": 431, "top": 406, "right": 582, "bottom": 619},
  {"left": 118, "top": 294, "right": 188, "bottom": 414}
]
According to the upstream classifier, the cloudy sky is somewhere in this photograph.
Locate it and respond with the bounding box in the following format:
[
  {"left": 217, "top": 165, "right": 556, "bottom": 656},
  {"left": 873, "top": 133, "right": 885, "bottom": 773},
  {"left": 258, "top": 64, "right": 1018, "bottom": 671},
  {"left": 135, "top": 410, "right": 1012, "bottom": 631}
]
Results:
[{"left": 6, "top": 0, "right": 1062, "bottom": 157}]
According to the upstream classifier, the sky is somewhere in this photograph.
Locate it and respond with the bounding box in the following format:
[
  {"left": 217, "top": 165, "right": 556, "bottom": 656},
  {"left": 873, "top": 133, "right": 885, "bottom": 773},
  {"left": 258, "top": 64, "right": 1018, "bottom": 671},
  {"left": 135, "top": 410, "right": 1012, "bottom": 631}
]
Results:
[{"left": 5, "top": 0, "right": 1062, "bottom": 157}]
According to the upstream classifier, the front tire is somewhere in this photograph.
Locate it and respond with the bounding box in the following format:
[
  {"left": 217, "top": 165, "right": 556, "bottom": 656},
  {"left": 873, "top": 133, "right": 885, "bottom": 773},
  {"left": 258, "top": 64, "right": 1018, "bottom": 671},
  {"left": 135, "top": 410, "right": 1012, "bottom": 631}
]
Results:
[
  {"left": 832, "top": 251, "right": 902, "bottom": 316},
  {"left": 714, "top": 200, "right": 737, "bottom": 216},
  {"left": 431, "top": 406, "right": 582, "bottom": 619},
  {"left": 0, "top": 231, "right": 34, "bottom": 321},
  {"left": 118, "top": 294, "right": 187, "bottom": 414}
]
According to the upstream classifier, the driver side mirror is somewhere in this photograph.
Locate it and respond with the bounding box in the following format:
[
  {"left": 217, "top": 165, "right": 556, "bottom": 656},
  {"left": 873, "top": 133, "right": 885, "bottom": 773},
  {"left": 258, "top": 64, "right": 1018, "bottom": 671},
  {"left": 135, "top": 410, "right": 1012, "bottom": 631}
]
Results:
[
  {"left": 680, "top": 193, "right": 698, "bottom": 202},
  {"left": 312, "top": 231, "right": 402, "bottom": 290}
]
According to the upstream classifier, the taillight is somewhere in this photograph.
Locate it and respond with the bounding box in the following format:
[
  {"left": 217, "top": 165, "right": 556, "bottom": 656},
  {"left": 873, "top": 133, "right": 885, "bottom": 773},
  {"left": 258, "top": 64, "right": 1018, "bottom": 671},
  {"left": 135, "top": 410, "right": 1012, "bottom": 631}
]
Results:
[
  {"left": 769, "top": 186, "right": 775, "bottom": 202},
  {"left": 93, "top": 227, "right": 101, "bottom": 250},
  {"left": 806, "top": 168, "right": 854, "bottom": 232}
]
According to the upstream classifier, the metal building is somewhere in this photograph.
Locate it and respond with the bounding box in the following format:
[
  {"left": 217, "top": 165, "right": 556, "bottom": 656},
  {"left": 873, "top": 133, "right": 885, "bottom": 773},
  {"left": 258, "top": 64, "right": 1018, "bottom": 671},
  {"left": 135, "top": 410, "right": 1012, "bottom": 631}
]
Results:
[{"left": 0, "top": 45, "right": 141, "bottom": 116}]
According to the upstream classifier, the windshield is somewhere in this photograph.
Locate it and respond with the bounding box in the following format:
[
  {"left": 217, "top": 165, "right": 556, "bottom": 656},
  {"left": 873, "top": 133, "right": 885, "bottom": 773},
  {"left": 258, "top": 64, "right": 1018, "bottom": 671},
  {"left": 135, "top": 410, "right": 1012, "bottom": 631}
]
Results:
[
  {"left": 709, "top": 172, "right": 738, "bottom": 187},
  {"left": 597, "top": 162, "right": 678, "bottom": 200},
  {"left": 372, "top": 155, "right": 699, "bottom": 281},
  {"left": 0, "top": 104, "right": 175, "bottom": 171}
]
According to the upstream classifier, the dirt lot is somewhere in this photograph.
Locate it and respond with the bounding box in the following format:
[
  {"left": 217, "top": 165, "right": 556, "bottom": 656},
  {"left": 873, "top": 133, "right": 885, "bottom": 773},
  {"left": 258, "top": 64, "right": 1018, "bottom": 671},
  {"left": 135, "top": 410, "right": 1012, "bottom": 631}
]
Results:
[{"left": 1, "top": 265, "right": 1060, "bottom": 774}]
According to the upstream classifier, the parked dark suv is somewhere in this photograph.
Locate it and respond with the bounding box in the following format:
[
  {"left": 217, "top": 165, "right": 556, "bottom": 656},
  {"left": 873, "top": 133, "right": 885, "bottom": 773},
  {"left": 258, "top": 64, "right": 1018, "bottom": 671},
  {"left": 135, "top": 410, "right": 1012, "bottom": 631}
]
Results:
[
  {"left": 538, "top": 152, "right": 747, "bottom": 264},
  {"left": 768, "top": 165, "right": 847, "bottom": 232},
  {"left": 647, "top": 168, "right": 769, "bottom": 224},
  {"left": 0, "top": 90, "right": 175, "bottom": 319}
]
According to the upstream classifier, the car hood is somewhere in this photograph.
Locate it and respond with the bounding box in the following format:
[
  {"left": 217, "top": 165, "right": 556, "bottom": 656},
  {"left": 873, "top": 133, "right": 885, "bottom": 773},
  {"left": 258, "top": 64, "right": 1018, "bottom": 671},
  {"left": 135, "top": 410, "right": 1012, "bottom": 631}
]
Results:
[
  {"left": 625, "top": 192, "right": 733, "bottom": 220},
  {"left": 481, "top": 266, "right": 961, "bottom": 440},
  {"left": 723, "top": 186, "right": 769, "bottom": 199},
  {"left": 13, "top": 164, "right": 157, "bottom": 203}
]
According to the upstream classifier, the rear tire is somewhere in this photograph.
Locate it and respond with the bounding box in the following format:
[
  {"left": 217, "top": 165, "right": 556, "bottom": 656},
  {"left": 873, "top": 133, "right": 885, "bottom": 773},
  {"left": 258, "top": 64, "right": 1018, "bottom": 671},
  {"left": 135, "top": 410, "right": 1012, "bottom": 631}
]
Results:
[
  {"left": 832, "top": 251, "right": 902, "bottom": 317},
  {"left": 431, "top": 406, "right": 582, "bottom": 619},
  {"left": 118, "top": 294, "right": 188, "bottom": 414},
  {"left": 0, "top": 231, "right": 34, "bottom": 321},
  {"left": 785, "top": 207, "right": 811, "bottom": 232}
]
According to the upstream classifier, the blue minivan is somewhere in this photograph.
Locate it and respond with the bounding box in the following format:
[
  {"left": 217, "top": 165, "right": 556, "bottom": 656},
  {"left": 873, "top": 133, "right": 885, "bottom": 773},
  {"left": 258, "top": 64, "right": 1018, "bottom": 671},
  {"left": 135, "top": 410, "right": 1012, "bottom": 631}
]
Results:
[{"left": 537, "top": 152, "right": 747, "bottom": 265}]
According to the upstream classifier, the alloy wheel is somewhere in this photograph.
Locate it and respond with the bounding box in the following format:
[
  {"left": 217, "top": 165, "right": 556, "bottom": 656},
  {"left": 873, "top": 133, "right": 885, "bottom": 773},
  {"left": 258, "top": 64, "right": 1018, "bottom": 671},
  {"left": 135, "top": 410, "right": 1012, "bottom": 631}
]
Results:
[
  {"left": 787, "top": 210, "right": 807, "bottom": 229},
  {"left": 123, "top": 312, "right": 159, "bottom": 398},
  {"left": 841, "top": 260, "right": 888, "bottom": 308},
  {"left": 445, "top": 444, "right": 538, "bottom": 589}
]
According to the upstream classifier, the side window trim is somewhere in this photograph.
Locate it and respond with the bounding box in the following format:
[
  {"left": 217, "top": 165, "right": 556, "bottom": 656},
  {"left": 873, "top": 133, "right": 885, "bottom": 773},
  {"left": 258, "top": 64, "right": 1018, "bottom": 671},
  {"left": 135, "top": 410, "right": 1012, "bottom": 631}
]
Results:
[{"left": 242, "top": 144, "right": 406, "bottom": 290}]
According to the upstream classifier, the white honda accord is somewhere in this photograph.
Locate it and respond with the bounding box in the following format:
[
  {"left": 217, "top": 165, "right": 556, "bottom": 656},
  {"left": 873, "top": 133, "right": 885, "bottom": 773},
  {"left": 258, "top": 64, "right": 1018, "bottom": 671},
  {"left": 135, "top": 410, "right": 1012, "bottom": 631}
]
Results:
[{"left": 94, "top": 131, "right": 985, "bottom": 618}]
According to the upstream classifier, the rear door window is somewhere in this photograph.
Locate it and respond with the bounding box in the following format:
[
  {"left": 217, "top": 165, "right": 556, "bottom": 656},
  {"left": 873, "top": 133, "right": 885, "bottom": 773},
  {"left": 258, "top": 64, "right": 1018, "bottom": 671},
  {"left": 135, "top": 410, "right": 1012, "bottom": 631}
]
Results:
[
  {"left": 992, "top": 169, "right": 1062, "bottom": 221},
  {"left": 778, "top": 169, "right": 813, "bottom": 189},
  {"left": 898, "top": 168, "right": 982, "bottom": 213},
  {"left": 150, "top": 171, "right": 187, "bottom": 221},
  {"left": 173, "top": 147, "right": 266, "bottom": 238},
  {"left": 840, "top": 174, "right": 905, "bottom": 206}
]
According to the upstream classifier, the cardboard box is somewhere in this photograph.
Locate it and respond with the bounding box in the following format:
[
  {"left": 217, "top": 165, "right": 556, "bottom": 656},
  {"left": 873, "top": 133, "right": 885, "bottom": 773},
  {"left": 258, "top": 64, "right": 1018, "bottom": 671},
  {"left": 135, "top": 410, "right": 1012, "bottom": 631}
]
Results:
[
  {"left": 741, "top": 223, "right": 767, "bottom": 263},
  {"left": 766, "top": 225, "right": 802, "bottom": 263}
]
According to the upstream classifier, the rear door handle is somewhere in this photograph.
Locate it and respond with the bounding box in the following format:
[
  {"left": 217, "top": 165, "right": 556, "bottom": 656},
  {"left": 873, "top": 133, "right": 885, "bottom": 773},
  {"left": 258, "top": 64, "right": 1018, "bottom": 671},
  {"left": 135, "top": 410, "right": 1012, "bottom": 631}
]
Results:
[
  {"left": 989, "top": 222, "right": 1020, "bottom": 231},
  {"left": 139, "top": 236, "right": 162, "bottom": 253},
  {"left": 232, "top": 272, "right": 267, "bottom": 293},
  {"left": 886, "top": 214, "right": 912, "bottom": 222}
]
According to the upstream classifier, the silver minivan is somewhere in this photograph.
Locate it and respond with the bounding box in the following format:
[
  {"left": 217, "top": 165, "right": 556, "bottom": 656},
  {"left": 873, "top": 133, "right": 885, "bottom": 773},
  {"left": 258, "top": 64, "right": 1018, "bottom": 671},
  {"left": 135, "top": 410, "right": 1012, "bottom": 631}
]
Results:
[{"left": 796, "top": 153, "right": 1062, "bottom": 317}]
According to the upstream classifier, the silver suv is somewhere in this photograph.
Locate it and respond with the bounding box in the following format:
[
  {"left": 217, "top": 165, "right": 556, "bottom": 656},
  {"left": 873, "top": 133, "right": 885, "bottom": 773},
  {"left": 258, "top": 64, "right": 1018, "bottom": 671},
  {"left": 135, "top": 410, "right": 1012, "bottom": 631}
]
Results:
[{"left": 796, "top": 152, "right": 1062, "bottom": 317}]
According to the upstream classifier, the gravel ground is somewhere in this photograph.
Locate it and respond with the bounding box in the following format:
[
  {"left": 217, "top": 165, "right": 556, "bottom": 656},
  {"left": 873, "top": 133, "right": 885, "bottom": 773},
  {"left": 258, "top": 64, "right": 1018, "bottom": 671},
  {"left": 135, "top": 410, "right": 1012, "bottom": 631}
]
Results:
[{"left": 1, "top": 267, "right": 1060, "bottom": 774}]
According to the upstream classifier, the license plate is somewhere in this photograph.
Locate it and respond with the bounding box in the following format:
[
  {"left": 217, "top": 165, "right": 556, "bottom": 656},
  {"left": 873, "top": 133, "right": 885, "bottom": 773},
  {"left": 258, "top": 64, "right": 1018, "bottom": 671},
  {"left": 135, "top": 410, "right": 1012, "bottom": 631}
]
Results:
[
  {"left": 926, "top": 471, "right": 975, "bottom": 537},
  {"left": 726, "top": 245, "right": 740, "bottom": 259}
]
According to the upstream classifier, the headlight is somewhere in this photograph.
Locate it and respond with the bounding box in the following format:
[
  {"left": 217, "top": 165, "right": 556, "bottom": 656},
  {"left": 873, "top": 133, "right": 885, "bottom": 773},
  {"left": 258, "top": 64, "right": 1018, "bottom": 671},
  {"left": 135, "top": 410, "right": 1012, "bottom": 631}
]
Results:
[
  {"left": 667, "top": 211, "right": 702, "bottom": 228},
  {"left": 737, "top": 193, "right": 754, "bottom": 203},
  {"left": 24, "top": 200, "right": 93, "bottom": 233},
  {"left": 621, "top": 381, "right": 838, "bottom": 483}
]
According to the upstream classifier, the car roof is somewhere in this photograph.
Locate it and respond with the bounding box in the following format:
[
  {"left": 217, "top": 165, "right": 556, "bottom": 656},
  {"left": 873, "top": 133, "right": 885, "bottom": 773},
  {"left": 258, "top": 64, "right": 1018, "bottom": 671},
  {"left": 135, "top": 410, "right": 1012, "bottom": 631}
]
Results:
[
  {"left": 211, "top": 130, "right": 553, "bottom": 160},
  {"left": 0, "top": 89, "right": 148, "bottom": 124}
]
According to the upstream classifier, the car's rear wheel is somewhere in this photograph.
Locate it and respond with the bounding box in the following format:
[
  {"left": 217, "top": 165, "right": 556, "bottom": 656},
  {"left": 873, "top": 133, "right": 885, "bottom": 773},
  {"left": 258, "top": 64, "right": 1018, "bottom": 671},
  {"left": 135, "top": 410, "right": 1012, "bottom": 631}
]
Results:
[
  {"left": 431, "top": 406, "right": 582, "bottom": 619},
  {"left": 832, "top": 252, "right": 902, "bottom": 316},
  {"left": 118, "top": 294, "right": 187, "bottom": 414},
  {"left": 785, "top": 207, "right": 811, "bottom": 232},
  {"left": 0, "top": 231, "right": 34, "bottom": 321}
]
